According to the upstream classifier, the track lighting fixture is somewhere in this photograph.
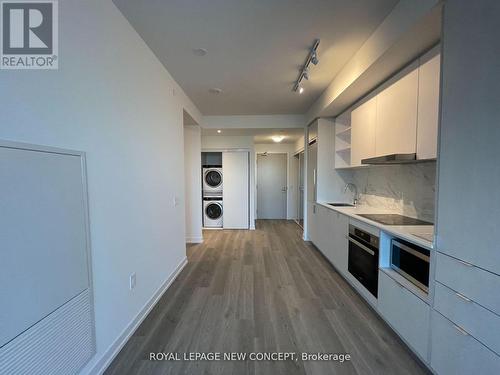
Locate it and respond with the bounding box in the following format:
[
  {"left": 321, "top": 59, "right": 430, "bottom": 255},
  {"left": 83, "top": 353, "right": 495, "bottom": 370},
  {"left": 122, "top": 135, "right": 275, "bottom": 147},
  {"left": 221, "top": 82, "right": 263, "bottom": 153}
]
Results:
[{"left": 293, "top": 39, "right": 320, "bottom": 93}]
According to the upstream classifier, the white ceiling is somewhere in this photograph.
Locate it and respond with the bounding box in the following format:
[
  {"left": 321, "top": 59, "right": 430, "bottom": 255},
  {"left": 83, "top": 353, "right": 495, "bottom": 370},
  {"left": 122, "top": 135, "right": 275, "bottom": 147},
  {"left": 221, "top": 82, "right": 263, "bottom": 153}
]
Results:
[
  {"left": 201, "top": 128, "right": 304, "bottom": 144},
  {"left": 113, "top": 0, "right": 399, "bottom": 115}
]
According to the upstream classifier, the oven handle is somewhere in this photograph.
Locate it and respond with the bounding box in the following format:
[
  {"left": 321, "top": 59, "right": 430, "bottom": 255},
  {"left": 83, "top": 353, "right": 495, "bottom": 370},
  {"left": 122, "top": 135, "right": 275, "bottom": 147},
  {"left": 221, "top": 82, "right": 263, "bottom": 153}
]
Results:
[
  {"left": 348, "top": 236, "right": 376, "bottom": 256},
  {"left": 393, "top": 241, "right": 430, "bottom": 262}
]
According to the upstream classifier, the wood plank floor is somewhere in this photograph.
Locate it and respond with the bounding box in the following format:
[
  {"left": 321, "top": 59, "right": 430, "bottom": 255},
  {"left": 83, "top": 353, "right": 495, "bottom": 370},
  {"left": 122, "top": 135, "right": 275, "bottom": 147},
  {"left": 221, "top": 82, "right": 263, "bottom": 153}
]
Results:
[{"left": 105, "top": 220, "right": 428, "bottom": 375}]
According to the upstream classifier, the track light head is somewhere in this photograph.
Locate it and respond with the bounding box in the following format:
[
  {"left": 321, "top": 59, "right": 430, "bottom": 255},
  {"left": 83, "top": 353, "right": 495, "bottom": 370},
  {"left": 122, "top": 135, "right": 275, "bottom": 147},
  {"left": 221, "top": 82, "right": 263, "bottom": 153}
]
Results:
[
  {"left": 299, "top": 86, "right": 304, "bottom": 94},
  {"left": 303, "top": 69, "right": 309, "bottom": 80},
  {"left": 311, "top": 51, "right": 319, "bottom": 65}
]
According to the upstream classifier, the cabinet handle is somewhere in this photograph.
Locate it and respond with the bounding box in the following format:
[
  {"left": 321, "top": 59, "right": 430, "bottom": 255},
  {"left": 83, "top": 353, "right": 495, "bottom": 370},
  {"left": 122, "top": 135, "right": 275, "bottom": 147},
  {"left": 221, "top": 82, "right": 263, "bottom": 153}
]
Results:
[
  {"left": 455, "top": 292, "right": 472, "bottom": 302},
  {"left": 453, "top": 324, "right": 469, "bottom": 336},
  {"left": 457, "top": 259, "right": 474, "bottom": 267}
]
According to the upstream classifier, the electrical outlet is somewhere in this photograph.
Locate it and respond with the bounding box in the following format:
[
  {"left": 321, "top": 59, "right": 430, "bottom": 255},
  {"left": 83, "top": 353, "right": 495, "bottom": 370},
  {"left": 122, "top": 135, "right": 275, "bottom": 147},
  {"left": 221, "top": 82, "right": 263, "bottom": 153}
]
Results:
[
  {"left": 129, "top": 272, "right": 136, "bottom": 290},
  {"left": 173, "top": 197, "right": 179, "bottom": 207}
]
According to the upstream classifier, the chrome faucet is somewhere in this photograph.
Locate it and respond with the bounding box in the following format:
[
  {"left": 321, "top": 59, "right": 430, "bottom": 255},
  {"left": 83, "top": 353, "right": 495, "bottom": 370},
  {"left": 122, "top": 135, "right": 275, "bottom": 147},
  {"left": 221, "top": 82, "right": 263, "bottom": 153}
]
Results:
[{"left": 344, "top": 183, "right": 358, "bottom": 206}]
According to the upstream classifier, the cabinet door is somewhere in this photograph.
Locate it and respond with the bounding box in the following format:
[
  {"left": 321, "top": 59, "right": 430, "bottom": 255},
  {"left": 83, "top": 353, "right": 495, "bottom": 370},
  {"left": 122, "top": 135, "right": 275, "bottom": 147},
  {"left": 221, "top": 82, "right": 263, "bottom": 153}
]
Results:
[
  {"left": 222, "top": 151, "right": 249, "bottom": 229},
  {"left": 351, "top": 97, "right": 377, "bottom": 166},
  {"left": 330, "top": 212, "right": 349, "bottom": 275},
  {"left": 308, "top": 203, "right": 318, "bottom": 244},
  {"left": 430, "top": 310, "right": 500, "bottom": 375},
  {"left": 417, "top": 47, "right": 440, "bottom": 160},
  {"left": 378, "top": 271, "right": 430, "bottom": 360},
  {"left": 376, "top": 63, "right": 419, "bottom": 156}
]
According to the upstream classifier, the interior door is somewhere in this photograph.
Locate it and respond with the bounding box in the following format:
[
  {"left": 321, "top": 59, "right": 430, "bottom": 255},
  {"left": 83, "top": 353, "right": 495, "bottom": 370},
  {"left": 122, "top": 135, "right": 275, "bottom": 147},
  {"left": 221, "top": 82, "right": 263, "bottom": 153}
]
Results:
[
  {"left": 222, "top": 151, "right": 249, "bottom": 229},
  {"left": 257, "top": 153, "right": 287, "bottom": 219}
]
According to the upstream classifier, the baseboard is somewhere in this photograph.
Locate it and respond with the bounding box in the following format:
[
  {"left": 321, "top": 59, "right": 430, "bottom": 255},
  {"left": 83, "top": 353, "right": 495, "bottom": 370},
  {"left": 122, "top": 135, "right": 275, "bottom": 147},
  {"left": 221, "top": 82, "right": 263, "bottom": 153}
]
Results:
[
  {"left": 87, "top": 257, "right": 188, "bottom": 375},
  {"left": 186, "top": 235, "right": 203, "bottom": 244}
]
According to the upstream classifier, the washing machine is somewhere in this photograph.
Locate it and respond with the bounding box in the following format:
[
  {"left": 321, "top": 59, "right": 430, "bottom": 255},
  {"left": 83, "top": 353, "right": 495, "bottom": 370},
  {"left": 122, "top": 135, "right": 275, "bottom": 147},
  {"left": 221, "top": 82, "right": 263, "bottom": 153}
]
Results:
[
  {"left": 203, "top": 198, "right": 223, "bottom": 228},
  {"left": 203, "top": 167, "right": 223, "bottom": 196}
]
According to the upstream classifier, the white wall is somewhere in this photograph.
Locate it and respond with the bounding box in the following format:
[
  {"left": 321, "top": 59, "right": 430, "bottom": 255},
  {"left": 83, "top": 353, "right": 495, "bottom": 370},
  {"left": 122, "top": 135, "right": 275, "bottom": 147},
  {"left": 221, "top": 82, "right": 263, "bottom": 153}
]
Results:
[
  {"left": 254, "top": 143, "right": 298, "bottom": 220},
  {"left": 0, "top": 1, "right": 202, "bottom": 373},
  {"left": 201, "top": 135, "right": 256, "bottom": 229},
  {"left": 184, "top": 126, "right": 203, "bottom": 243}
]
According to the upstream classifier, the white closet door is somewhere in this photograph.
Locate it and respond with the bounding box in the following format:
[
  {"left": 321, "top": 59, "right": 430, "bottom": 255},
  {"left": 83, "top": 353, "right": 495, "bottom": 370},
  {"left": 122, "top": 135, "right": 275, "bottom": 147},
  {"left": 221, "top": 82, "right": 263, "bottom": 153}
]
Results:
[{"left": 222, "top": 151, "right": 249, "bottom": 229}]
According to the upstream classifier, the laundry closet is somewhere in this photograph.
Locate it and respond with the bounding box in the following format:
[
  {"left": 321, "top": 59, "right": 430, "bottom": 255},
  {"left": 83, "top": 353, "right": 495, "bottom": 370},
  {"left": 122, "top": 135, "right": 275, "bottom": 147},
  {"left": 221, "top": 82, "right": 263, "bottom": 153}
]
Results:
[{"left": 201, "top": 151, "right": 250, "bottom": 229}]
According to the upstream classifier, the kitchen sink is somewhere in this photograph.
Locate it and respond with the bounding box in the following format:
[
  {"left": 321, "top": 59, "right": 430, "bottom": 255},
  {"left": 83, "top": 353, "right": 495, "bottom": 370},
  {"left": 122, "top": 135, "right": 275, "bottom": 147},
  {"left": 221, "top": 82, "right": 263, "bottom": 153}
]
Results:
[{"left": 327, "top": 203, "right": 355, "bottom": 207}]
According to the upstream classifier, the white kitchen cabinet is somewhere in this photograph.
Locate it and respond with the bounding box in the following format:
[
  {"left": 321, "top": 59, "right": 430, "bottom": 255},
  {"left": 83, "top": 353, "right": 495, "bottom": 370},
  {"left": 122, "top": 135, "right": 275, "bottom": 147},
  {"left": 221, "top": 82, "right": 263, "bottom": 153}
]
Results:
[
  {"left": 434, "top": 281, "right": 500, "bottom": 355},
  {"left": 316, "top": 205, "right": 332, "bottom": 254},
  {"left": 351, "top": 96, "right": 377, "bottom": 166},
  {"left": 417, "top": 46, "right": 440, "bottom": 160},
  {"left": 434, "top": 252, "right": 500, "bottom": 315},
  {"left": 430, "top": 310, "right": 500, "bottom": 375},
  {"left": 330, "top": 211, "right": 349, "bottom": 275},
  {"left": 375, "top": 62, "right": 419, "bottom": 156},
  {"left": 308, "top": 203, "right": 318, "bottom": 244},
  {"left": 377, "top": 270, "right": 430, "bottom": 360}
]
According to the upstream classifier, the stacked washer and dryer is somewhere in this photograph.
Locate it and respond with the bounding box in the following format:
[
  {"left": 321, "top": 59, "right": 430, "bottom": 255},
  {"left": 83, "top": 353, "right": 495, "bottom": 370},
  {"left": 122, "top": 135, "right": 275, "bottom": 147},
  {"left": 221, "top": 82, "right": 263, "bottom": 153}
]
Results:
[{"left": 202, "top": 166, "right": 223, "bottom": 228}]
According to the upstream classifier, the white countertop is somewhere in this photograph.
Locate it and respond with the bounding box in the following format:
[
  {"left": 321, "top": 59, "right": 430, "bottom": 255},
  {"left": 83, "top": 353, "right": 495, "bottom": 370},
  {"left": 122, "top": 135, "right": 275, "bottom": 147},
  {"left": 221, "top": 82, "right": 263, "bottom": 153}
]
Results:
[{"left": 316, "top": 202, "right": 434, "bottom": 250}]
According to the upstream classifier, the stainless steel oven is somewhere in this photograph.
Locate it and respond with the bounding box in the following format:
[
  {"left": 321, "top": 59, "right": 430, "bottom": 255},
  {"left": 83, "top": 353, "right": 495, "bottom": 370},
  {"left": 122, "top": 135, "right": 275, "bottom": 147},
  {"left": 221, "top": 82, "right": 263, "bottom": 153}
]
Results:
[
  {"left": 390, "top": 239, "right": 430, "bottom": 292},
  {"left": 348, "top": 225, "right": 379, "bottom": 297}
]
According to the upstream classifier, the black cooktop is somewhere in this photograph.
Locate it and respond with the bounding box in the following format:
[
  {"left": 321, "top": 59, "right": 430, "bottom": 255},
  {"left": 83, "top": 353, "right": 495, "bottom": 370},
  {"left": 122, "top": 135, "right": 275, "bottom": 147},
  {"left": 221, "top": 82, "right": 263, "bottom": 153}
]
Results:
[{"left": 356, "top": 214, "right": 432, "bottom": 226}]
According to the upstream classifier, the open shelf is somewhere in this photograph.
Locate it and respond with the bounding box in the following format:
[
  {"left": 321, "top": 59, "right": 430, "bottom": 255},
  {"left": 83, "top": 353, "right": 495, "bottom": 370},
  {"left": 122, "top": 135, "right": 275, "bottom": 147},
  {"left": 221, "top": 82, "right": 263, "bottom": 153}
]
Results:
[
  {"left": 336, "top": 146, "right": 351, "bottom": 153},
  {"left": 335, "top": 127, "right": 351, "bottom": 136}
]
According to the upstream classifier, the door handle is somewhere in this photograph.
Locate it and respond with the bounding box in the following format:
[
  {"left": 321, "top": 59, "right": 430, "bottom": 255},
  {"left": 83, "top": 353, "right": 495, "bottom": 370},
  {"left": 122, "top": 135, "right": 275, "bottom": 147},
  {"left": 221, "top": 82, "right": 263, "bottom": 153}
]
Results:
[{"left": 348, "top": 237, "right": 375, "bottom": 256}]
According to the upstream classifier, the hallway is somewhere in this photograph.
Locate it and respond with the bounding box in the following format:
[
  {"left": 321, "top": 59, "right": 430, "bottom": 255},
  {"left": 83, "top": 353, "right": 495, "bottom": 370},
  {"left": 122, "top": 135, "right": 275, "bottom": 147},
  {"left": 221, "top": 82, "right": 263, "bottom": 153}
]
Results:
[{"left": 106, "top": 221, "right": 427, "bottom": 375}]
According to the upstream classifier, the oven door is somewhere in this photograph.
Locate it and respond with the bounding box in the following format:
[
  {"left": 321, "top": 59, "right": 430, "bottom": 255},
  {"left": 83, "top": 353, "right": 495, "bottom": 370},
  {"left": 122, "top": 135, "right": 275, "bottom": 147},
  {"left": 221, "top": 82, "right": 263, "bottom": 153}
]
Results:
[
  {"left": 391, "top": 240, "right": 430, "bottom": 292},
  {"left": 348, "top": 235, "right": 379, "bottom": 297}
]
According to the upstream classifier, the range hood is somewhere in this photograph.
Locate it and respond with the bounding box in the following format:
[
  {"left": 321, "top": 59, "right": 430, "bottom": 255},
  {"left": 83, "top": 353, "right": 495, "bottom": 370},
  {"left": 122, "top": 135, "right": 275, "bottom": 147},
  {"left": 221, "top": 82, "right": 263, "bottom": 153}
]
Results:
[{"left": 361, "top": 153, "right": 417, "bottom": 165}]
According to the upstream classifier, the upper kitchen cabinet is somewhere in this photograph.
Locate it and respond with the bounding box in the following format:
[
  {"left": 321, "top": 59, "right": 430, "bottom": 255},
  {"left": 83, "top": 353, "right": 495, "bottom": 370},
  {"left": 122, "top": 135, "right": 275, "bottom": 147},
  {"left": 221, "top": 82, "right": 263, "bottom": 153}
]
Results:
[
  {"left": 351, "top": 96, "right": 377, "bottom": 167},
  {"left": 417, "top": 46, "right": 441, "bottom": 160},
  {"left": 335, "top": 48, "right": 441, "bottom": 169},
  {"left": 375, "top": 61, "right": 419, "bottom": 157}
]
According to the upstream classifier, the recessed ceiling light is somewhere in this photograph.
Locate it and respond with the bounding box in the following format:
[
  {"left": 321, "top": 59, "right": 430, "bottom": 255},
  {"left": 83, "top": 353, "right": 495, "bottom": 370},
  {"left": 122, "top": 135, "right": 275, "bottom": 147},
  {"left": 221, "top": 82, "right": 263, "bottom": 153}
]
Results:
[
  {"left": 193, "top": 48, "right": 207, "bottom": 56},
  {"left": 272, "top": 135, "right": 285, "bottom": 143},
  {"left": 299, "top": 86, "right": 304, "bottom": 94},
  {"left": 217, "top": 129, "right": 222, "bottom": 134},
  {"left": 209, "top": 88, "right": 223, "bottom": 95}
]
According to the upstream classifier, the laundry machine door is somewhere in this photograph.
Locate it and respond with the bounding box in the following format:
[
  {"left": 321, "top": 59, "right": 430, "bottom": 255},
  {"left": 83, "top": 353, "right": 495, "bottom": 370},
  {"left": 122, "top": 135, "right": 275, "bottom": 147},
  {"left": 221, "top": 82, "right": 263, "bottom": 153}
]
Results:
[
  {"left": 206, "top": 202, "right": 222, "bottom": 220},
  {"left": 205, "top": 170, "right": 222, "bottom": 188}
]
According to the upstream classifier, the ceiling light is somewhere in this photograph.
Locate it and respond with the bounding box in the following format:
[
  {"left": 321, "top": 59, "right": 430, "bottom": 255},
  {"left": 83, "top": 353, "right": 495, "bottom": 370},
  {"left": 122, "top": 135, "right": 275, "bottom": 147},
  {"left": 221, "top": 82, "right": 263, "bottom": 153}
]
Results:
[
  {"left": 299, "top": 86, "right": 304, "bottom": 94},
  {"left": 217, "top": 129, "right": 222, "bottom": 134},
  {"left": 272, "top": 135, "right": 285, "bottom": 143},
  {"left": 193, "top": 48, "right": 207, "bottom": 56},
  {"left": 209, "top": 88, "right": 222, "bottom": 95}
]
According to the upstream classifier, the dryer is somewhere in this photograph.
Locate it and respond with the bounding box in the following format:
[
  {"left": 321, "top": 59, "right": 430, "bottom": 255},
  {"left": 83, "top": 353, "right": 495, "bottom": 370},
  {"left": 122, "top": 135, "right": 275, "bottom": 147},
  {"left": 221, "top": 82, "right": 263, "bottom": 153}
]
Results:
[
  {"left": 203, "top": 198, "right": 223, "bottom": 228},
  {"left": 203, "top": 167, "right": 223, "bottom": 196}
]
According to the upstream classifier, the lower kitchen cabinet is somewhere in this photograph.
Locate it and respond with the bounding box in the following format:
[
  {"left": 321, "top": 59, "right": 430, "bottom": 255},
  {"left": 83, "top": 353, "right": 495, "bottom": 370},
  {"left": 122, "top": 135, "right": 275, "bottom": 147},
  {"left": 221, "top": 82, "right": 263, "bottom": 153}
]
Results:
[
  {"left": 315, "top": 204, "right": 333, "bottom": 254},
  {"left": 310, "top": 205, "right": 349, "bottom": 276},
  {"left": 377, "top": 271, "right": 430, "bottom": 360},
  {"left": 430, "top": 310, "right": 500, "bottom": 375},
  {"left": 329, "top": 211, "right": 348, "bottom": 276}
]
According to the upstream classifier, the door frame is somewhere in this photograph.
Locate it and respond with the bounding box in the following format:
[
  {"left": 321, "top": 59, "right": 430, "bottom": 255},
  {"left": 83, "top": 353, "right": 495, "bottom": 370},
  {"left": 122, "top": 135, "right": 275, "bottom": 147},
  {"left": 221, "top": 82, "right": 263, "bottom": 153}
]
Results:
[
  {"left": 255, "top": 151, "right": 289, "bottom": 220},
  {"left": 293, "top": 149, "right": 305, "bottom": 228}
]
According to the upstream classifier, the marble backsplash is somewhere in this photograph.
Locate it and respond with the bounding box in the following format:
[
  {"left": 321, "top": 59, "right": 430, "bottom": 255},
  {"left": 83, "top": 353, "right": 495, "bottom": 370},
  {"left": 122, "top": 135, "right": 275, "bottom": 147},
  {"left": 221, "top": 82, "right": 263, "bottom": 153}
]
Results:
[{"left": 339, "top": 162, "right": 437, "bottom": 222}]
